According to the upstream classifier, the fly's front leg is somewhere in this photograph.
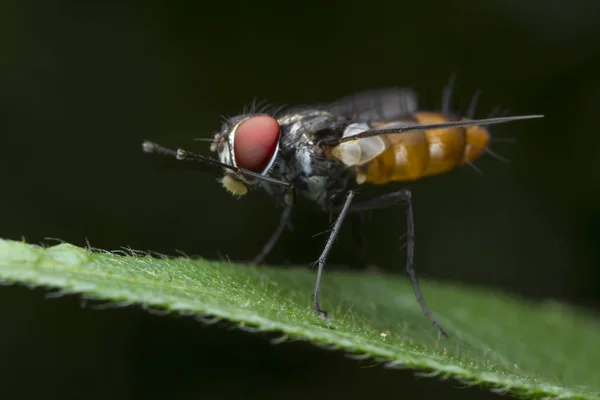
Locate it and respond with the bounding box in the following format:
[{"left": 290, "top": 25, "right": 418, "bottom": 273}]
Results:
[
  {"left": 348, "top": 189, "right": 448, "bottom": 338},
  {"left": 314, "top": 190, "right": 355, "bottom": 318},
  {"left": 252, "top": 184, "right": 296, "bottom": 265},
  {"left": 252, "top": 204, "right": 293, "bottom": 265}
]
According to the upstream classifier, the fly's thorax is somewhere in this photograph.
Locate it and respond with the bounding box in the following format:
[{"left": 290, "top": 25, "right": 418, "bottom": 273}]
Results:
[
  {"left": 265, "top": 111, "right": 353, "bottom": 208},
  {"left": 210, "top": 114, "right": 282, "bottom": 197}
]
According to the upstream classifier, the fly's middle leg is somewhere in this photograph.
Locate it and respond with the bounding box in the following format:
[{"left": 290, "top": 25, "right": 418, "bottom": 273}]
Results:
[
  {"left": 348, "top": 189, "right": 448, "bottom": 338},
  {"left": 313, "top": 190, "right": 355, "bottom": 319}
]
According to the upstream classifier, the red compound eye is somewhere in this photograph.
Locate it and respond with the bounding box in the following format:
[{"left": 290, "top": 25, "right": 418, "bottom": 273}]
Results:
[{"left": 233, "top": 115, "right": 280, "bottom": 173}]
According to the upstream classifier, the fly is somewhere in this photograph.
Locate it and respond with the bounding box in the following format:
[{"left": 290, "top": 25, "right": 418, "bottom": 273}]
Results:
[{"left": 142, "top": 83, "right": 543, "bottom": 338}]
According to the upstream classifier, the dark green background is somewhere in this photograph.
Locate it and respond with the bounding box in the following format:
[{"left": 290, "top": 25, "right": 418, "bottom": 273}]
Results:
[{"left": 1, "top": 0, "right": 599, "bottom": 399}]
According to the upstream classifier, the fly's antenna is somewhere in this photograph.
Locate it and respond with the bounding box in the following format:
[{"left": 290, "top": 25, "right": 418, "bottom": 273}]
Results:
[
  {"left": 442, "top": 74, "right": 457, "bottom": 114},
  {"left": 142, "top": 141, "right": 294, "bottom": 190},
  {"left": 466, "top": 89, "right": 482, "bottom": 119}
]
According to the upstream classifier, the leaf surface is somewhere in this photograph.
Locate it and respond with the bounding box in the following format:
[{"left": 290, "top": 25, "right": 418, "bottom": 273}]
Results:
[{"left": 0, "top": 239, "right": 598, "bottom": 399}]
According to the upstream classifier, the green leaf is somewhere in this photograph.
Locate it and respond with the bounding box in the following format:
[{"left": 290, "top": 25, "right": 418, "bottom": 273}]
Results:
[{"left": 0, "top": 239, "right": 598, "bottom": 399}]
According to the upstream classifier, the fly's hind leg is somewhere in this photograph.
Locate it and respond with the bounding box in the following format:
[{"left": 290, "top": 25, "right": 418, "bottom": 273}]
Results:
[
  {"left": 252, "top": 204, "right": 293, "bottom": 265},
  {"left": 348, "top": 189, "right": 448, "bottom": 338}
]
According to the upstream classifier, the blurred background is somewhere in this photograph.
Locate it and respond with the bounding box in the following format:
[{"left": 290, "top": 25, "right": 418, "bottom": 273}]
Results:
[{"left": 1, "top": 0, "right": 599, "bottom": 398}]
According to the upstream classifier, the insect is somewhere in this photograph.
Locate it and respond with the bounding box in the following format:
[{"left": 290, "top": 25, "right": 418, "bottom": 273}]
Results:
[{"left": 142, "top": 82, "right": 542, "bottom": 338}]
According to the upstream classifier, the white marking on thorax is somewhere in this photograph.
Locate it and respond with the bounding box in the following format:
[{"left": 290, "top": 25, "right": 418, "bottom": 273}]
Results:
[{"left": 296, "top": 147, "right": 313, "bottom": 176}]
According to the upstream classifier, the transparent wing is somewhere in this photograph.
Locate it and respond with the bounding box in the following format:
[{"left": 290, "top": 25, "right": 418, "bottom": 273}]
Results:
[
  {"left": 326, "top": 87, "right": 418, "bottom": 122},
  {"left": 328, "top": 115, "right": 544, "bottom": 167}
]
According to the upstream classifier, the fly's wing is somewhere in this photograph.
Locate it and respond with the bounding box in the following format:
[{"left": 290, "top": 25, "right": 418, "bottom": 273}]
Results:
[
  {"left": 328, "top": 114, "right": 544, "bottom": 167},
  {"left": 330, "top": 119, "right": 417, "bottom": 166},
  {"left": 326, "top": 87, "right": 418, "bottom": 122},
  {"left": 325, "top": 88, "right": 419, "bottom": 166}
]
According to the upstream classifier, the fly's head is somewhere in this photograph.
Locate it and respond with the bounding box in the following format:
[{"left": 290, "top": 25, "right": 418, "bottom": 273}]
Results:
[{"left": 210, "top": 114, "right": 281, "bottom": 197}]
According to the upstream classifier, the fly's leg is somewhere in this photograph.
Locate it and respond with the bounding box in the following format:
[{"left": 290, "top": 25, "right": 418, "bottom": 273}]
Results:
[
  {"left": 347, "top": 189, "right": 448, "bottom": 339},
  {"left": 252, "top": 205, "right": 293, "bottom": 265},
  {"left": 314, "top": 190, "right": 355, "bottom": 318}
]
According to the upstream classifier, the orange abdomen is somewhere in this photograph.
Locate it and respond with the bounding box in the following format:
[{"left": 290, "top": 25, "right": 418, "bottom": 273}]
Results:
[{"left": 358, "top": 112, "right": 490, "bottom": 185}]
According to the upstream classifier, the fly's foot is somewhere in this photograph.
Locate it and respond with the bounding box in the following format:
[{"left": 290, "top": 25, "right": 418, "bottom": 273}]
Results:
[{"left": 316, "top": 308, "right": 328, "bottom": 320}]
